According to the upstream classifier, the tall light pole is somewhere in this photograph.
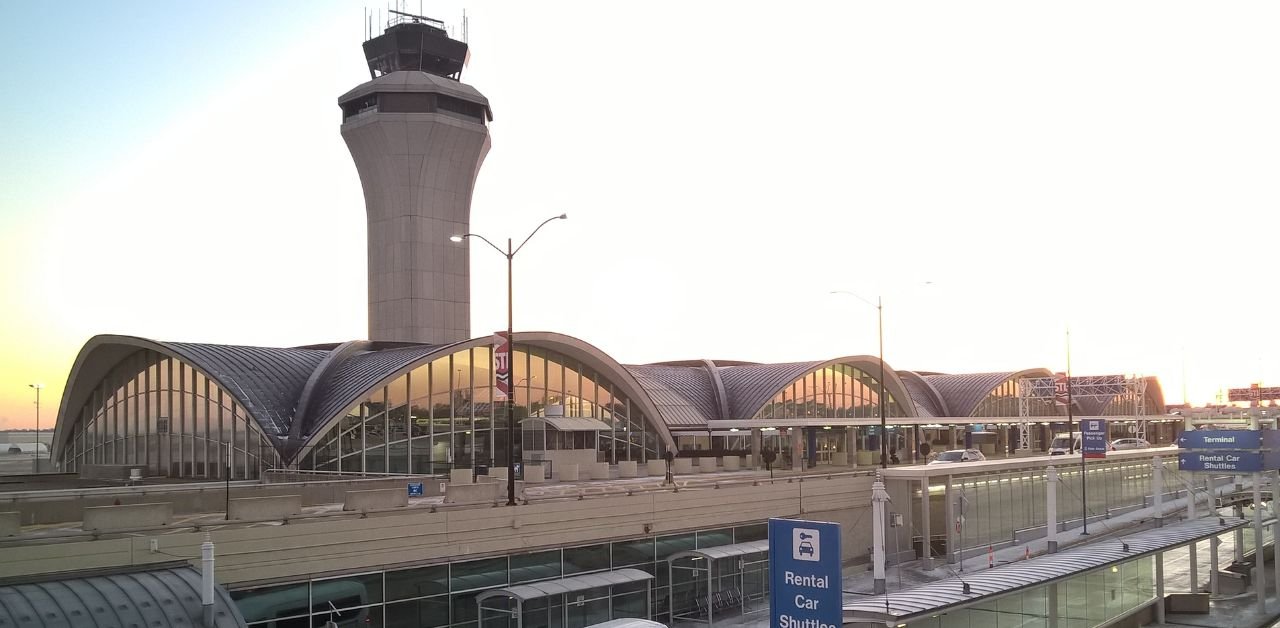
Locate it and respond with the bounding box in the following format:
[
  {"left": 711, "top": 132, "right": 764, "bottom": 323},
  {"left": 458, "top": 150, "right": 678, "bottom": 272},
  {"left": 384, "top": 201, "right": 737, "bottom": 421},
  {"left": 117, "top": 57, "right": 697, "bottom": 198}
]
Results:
[
  {"left": 451, "top": 213, "right": 567, "bottom": 506},
  {"left": 28, "top": 383, "right": 44, "bottom": 462},
  {"left": 830, "top": 291, "right": 887, "bottom": 468}
]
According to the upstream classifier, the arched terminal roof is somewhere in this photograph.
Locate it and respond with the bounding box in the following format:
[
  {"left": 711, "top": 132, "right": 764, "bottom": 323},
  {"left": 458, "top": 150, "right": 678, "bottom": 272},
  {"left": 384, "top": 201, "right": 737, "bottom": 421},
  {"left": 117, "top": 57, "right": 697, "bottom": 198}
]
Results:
[
  {"left": 921, "top": 369, "right": 1053, "bottom": 417},
  {"left": 717, "top": 356, "right": 917, "bottom": 420},
  {"left": 0, "top": 565, "right": 247, "bottom": 628}
]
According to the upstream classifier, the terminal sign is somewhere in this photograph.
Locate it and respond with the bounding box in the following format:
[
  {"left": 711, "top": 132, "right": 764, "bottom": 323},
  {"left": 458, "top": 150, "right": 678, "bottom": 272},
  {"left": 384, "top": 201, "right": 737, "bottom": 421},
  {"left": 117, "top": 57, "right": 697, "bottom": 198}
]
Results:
[
  {"left": 1178, "top": 451, "right": 1269, "bottom": 472},
  {"left": 769, "top": 518, "right": 842, "bottom": 628},
  {"left": 1178, "top": 430, "right": 1261, "bottom": 450}
]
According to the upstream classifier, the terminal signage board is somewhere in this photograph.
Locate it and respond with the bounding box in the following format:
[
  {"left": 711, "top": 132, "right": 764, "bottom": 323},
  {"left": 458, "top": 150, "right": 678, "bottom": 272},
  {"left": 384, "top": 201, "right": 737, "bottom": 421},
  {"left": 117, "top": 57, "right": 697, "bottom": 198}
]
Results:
[
  {"left": 769, "top": 518, "right": 842, "bottom": 628},
  {"left": 1176, "top": 451, "right": 1280, "bottom": 472},
  {"left": 1178, "top": 430, "right": 1261, "bottom": 450},
  {"left": 407, "top": 482, "right": 424, "bottom": 497},
  {"left": 1081, "top": 419, "right": 1107, "bottom": 459}
]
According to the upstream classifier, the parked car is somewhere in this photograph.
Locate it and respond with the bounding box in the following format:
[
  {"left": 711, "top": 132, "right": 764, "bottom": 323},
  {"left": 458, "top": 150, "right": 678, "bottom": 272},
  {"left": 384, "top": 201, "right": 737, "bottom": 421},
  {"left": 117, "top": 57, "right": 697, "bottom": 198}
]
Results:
[
  {"left": 928, "top": 449, "right": 986, "bottom": 465},
  {"left": 1049, "top": 433, "right": 1081, "bottom": 455},
  {"left": 1109, "top": 437, "right": 1150, "bottom": 451}
]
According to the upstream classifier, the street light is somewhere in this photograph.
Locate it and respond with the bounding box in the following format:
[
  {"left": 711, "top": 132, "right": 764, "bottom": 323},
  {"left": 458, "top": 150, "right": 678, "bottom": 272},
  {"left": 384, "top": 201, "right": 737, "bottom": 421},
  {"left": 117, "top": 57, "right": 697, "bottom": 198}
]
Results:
[
  {"left": 451, "top": 213, "right": 567, "bottom": 506},
  {"left": 830, "top": 291, "right": 887, "bottom": 469},
  {"left": 28, "top": 383, "right": 44, "bottom": 463}
]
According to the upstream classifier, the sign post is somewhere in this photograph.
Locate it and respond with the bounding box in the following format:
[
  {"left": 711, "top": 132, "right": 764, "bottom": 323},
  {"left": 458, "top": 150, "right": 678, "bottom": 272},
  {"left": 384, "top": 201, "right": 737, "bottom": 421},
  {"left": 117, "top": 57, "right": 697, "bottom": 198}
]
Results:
[
  {"left": 770, "top": 518, "right": 842, "bottom": 628},
  {"left": 1080, "top": 419, "right": 1107, "bottom": 459}
]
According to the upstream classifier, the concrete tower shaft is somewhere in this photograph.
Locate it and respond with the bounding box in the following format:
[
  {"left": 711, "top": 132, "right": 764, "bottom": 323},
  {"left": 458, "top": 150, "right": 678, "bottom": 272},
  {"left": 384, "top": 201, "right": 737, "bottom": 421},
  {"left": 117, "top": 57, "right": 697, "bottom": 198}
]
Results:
[{"left": 339, "top": 64, "right": 491, "bottom": 344}]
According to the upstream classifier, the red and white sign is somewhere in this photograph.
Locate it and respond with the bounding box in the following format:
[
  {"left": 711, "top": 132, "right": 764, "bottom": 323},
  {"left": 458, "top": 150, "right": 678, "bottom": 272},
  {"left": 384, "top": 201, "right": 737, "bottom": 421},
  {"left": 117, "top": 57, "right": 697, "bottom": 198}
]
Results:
[
  {"left": 1054, "top": 373, "right": 1070, "bottom": 406},
  {"left": 493, "top": 331, "right": 511, "bottom": 401}
]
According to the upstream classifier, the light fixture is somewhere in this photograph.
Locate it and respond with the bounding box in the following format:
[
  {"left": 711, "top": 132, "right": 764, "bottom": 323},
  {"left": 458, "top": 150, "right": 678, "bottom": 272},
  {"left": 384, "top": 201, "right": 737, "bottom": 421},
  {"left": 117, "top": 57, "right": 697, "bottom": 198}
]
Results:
[
  {"left": 1111, "top": 566, "right": 1119, "bottom": 573},
  {"left": 729, "top": 428, "right": 739, "bottom": 432},
  {"left": 449, "top": 235, "right": 463, "bottom": 242},
  {"left": 822, "top": 426, "right": 832, "bottom": 430}
]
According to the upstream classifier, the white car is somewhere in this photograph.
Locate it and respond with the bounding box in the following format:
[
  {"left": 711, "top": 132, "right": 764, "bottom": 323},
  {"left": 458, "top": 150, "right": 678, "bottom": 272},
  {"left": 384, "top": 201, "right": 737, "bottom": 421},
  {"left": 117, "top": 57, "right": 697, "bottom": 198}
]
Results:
[
  {"left": 928, "top": 449, "right": 986, "bottom": 465},
  {"left": 1109, "top": 437, "right": 1151, "bottom": 451}
]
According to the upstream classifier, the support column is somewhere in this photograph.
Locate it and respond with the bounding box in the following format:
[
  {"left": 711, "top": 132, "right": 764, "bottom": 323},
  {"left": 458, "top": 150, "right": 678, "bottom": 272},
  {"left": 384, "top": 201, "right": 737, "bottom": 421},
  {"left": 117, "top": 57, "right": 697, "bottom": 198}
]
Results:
[
  {"left": 806, "top": 427, "right": 818, "bottom": 469},
  {"left": 921, "top": 476, "right": 933, "bottom": 570},
  {"left": 949, "top": 426, "right": 957, "bottom": 451},
  {"left": 1189, "top": 474, "right": 1198, "bottom": 592},
  {"left": 751, "top": 428, "right": 762, "bottom": 471},
  {"left": 1046, "top": 465, "right": 1059, "bottom": 553},
  {"left": 1254, "top": 470, "right": 1266, "bottom": 614},
  {"left": 1152, "top": 456, "right": 1164, "bottom": 527},
  {"left": 1155, "top": 552, "right": 1166, "bottom": 625},
  {"left": 789, "top": 428, "right": 803, "bottom": 471},
  {"left": 945, "top": 475, "right": 957, "bottom": 564},
  {"left": 1047, "top": 583, "right": 1059, "bottom": 628},
  {"left": 846, "top": 427, "right": 858, "bottom": 468},
  {"left": 1235, "top": 503, "right": 1246, "bottom": 562},
  {"left": 1273, "top": 471, "right": 1280, "bottom": 601},
  {"left": 872, "top": 471, "right": 889, "bottom": 594},
  {"left": 1210, "top": 534, "right": 1220, "bottom": 596}
]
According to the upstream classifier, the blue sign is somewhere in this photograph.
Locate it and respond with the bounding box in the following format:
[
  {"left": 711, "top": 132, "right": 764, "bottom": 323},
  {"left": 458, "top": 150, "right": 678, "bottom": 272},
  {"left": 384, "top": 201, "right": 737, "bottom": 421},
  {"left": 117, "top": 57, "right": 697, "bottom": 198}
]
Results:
[
  {"left": 1178, "top": 430, "right": 1262, "bottom": 450},
  {"left": 1177, "top": 451, "right": 1273, "bottom": 472},
  {"left": 407, "top": 482, "right": 424, "bottom": 497},
  {"left": 1081, "top": 419, "right": 1107, "bottom": 459},
  {"left": 769, "top": 518, "right": 842, "bottom": 628}
]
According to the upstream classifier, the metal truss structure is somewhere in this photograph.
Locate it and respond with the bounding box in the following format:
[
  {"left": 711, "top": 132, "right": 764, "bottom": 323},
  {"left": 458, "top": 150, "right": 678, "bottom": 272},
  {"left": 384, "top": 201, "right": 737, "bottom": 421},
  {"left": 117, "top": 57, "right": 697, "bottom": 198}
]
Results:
[{"left": 1017, "top": 375, "right": 1148, "bottom": 450}]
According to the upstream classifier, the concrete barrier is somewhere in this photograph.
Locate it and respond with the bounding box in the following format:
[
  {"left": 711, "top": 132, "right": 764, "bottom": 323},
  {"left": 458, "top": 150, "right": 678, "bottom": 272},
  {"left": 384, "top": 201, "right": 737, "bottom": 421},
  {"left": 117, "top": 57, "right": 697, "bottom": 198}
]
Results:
[
  {"left": 0, "top": 512, "right": 19, "bottom": 537},
  {"left": 556, "top": 465, "right": 579, "bottom": 482},
  {"left": 450, "top": 469, "right": 474, "bottom": 485},
  {"left": 694, "top": 460, "right": 715, "bottom": 474},
  {"left": 721, "top": 456, "right": 740, "bottom": 471},
  {"left": 524, "top": 464, "right": 546, "bottom": 483},
  {"left": 83, "top": 503, "right": 172, "bottom": 533},
  {"left": 618, "top": 461, "right": 638, "bottom": 478},
  {"left": 445, "top": 482, "right": 499, "bottom": 504},
  {"left": 672, "top": 458, "right": 693, "bottom": 474},
  {"left": 342, "top": 489, "right": 408, "bottom": 512},
  {"left": 583, "top": 463, "right": 610, "bottom": 480},
  {"left": 228, "top": 495, "right": 302, "bottom": 521},
  {"left": 80, "top": 464, "right": 147, "bottom": 481},
  {"left": 646, "top": 460, "right": 666, "bottom": 476},
  {"left": 489, "top": 467, "right": 508, "bottom": 480},
  {"left": 831, "top": 452, "right": 849, "bottom": 466}
]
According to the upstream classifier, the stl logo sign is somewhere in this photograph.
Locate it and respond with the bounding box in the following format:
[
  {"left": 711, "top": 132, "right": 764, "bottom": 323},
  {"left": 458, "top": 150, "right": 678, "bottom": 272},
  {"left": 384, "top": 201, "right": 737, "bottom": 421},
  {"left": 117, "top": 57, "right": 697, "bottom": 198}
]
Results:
[{"left": 793, "top": 528, "right": 820, "bottom": 562}]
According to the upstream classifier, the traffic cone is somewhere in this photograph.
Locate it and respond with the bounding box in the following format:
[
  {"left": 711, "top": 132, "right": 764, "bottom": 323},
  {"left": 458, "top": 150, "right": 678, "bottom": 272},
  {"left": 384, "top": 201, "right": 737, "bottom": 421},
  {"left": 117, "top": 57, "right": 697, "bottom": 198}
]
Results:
[{"left": 988, "top": 546, "right": 994, "bottom": 569}]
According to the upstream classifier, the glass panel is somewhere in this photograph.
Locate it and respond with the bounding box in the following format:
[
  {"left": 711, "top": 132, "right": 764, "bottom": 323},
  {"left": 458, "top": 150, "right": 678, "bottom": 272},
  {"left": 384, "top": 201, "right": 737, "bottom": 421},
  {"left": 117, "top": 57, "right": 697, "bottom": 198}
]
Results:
[
  {"left": 612, "top": 538, "right": 655, "bottom": 568},
  {"left": 511, "top": 549, "right": 562, "bottom": 583},
  {"left": 452, "top": 557, "right": 509, "bottom": 592},
  {"left": 386, "top": 564, "right": 448, "bottom": 601},
  {"left": 387, "top": 596, "right": 450, "bottom": 628},
  {"left": 563, "top": 543, "right": 610, "bottom": 575}
]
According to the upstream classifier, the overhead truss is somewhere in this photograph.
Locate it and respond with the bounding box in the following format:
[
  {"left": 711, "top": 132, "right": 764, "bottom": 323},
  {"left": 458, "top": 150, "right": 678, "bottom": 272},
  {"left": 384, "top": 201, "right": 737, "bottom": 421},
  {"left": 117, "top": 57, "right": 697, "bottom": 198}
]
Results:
[{"left": 1017, "top": 375, "right": 1148, "bottom": 450}]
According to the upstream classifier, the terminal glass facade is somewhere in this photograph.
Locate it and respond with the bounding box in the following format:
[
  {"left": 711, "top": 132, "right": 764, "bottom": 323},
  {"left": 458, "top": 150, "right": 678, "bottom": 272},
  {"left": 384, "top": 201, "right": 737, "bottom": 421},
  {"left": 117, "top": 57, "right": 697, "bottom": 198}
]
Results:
[
  {"left": 57, "top": 350, "right": 282, "bottom": 479},
  {"left": 751, "top": 363, "right": 907, "bottom": 420},
  {"left": 231, "top": 522, "right": 767, "bottom": 628},
  {"left": 299, "top": 346, "right": 661, "bottom": 474}
]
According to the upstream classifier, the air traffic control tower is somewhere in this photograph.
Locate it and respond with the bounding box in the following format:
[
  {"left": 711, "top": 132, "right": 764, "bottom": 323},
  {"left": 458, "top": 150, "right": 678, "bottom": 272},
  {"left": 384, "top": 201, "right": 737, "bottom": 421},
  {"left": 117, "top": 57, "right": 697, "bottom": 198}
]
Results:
[{"left": 340, "top": 13, "right": 492, "bottom": 345}]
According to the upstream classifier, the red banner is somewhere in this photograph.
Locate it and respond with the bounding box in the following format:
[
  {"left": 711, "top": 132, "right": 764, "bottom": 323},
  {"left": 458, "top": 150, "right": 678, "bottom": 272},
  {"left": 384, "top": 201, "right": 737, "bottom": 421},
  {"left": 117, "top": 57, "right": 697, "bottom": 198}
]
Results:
[{"left": 493, "top": 332, "right": 511, "bottom": 401}]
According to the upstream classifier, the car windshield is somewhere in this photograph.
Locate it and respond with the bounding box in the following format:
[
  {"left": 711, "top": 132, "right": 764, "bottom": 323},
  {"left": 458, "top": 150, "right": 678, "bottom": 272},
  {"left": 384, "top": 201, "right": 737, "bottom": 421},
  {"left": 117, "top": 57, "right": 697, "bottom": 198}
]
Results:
[
  {"left": 1050, "top": 437, "right": 1073, "bottom": 449},
  {"left": 936, "top": 451, "right": 964, "bottom": 461}
]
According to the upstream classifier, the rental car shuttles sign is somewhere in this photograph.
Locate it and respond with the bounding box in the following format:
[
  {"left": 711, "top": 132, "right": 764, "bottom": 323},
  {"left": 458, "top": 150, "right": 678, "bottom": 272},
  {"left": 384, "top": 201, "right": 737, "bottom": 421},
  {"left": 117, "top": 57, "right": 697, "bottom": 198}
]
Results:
[{"left": 769, "top": 518, "right": 842, "bottom": 628}]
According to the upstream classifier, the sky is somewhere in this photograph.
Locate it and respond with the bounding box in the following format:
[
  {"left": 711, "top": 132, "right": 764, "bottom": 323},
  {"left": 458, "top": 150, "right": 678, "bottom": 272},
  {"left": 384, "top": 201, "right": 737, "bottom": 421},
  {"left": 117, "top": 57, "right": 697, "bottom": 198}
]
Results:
[{"left": 1, "top": 1, "right": 1278, "bottom": 429}]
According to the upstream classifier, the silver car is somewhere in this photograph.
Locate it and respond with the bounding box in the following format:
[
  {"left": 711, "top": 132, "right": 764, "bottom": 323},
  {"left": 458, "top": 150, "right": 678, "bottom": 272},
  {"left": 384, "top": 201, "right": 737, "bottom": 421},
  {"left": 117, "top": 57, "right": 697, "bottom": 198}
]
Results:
[
  {"left": 928, "top": 449, "right": 986, "bottom": 465},
  {"left": 1108, "top": 438, "right": 1151, "bottom": 451}
]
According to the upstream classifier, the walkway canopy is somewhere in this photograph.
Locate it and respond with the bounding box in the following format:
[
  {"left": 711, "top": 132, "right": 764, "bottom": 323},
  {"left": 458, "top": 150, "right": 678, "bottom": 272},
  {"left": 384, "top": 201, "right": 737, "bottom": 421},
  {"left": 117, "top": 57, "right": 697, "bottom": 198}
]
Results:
[
  {"left": 0, "top": 564, "right": 247, "bottom": 627},
  {"left": 476, "top": 568, "right": 653, "bottom": 628},
  {"left": 666, "top": 539, "right": 770, "bottom": 625},
  {"left": 843, "top": 517, "right": 1247, "bottom": 625}
]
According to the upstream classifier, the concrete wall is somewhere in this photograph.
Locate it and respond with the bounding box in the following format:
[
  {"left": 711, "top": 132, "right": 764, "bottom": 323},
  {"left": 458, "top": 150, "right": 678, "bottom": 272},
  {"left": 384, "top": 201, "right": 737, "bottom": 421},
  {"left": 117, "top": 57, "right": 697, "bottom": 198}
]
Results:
[
  {"left": 343, "top": 489, "right": 409, "bottom": 512},
  {"left": 341, "top": 91, "right": 490, "bottom": 344},
  {"left": 83, "top": 503, "right": 172, "bottom": 533},
  {"left": 0, "top": 512, "right": 18, "bottom": 537},
  {"left": 0, "top": 473, "right": 877, "bottom": 586},
  {"left": 445, "top": 482, "right": 498, "bottom": 504},
  {"left": 0, "top": 475, "right": 442, "bottom": 526},
  {"left": 228, "top": 495, "right": 303, "bottom": 521}
]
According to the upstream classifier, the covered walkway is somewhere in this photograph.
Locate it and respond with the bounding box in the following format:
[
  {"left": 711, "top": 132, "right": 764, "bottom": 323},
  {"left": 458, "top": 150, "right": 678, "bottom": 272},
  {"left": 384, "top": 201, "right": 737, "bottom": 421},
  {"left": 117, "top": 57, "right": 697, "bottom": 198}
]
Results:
[
  {"left": 476, "top": 568, "right": 653, "bottom": 628},
  {"left": 666, "top": 539, "right": 769, "bottom": 625}
]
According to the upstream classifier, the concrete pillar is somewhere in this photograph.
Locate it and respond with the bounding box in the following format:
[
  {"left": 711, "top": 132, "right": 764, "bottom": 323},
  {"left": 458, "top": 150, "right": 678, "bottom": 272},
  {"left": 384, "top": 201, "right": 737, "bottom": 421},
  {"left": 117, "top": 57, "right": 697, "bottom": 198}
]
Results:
[
  {"left": 806, "top": 427, "right": 818, "bottom": 468},
  {"left": 1188, "top": 474, "right": 1198, "bottom": 591},
  {"left": 1210, "top": 535, "right": 1220, "bottom": 596},
  {"left": 1234, "top": 503, "right": 1246, "bottom": 562},
  {"left": 846, "top": 427, "right": 857, "bottom": 467},
  {"left": 949, "top": 426, "right": 957, "bottom": 451},
  {"left": 1155, "top": 552, "right": 1166, "bottom": 625},
  {"left": 921, "top": 476, "right": 933, "bottom": 569},
  {"left": 1254, "top": 471, "right": 1266, "bottom": 614},
  {"left": 1047, "top": 583, "right": 1059, "bottom": 628},
  {"left": 1046, "top": 465, "right": 1059, "bottom": 553},
  {"left": 872, "top": 471, "right": 889, "bottom": 594},
  {"left": 201, "top": 535, "right": 215, "bottom": 628},
  {"left": 751, "top": 429, "right": 762, "bottom": 471},
  {"left": 945, "top": 475, "right": 957, "bottom": 564},
  {"left": 1152, "top": 456, "right": 1164, "bottom": 527},
  {"left": 790, "top": 428, "right": 803, "bottom": 471}
]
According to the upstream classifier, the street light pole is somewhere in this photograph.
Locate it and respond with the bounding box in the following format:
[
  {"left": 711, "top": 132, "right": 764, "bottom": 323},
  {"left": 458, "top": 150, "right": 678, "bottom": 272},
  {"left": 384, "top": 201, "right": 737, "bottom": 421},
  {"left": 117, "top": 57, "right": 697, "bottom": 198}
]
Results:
[
  {"left": 452, "top": 214, "right": 567, "bottom": 506},
  {"left": 830, "top": 292, "right": 887, "bottom": 469},
  {"left": 28, "top": 383, "right": 43, "bottom": 463}
]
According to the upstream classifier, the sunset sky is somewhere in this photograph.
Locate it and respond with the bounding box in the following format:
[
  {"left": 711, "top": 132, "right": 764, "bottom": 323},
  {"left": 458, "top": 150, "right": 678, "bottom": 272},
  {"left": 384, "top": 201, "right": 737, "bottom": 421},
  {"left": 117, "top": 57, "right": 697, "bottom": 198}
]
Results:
[{"left": 2, "top": 1, "right": 1278, "bottom": 430}]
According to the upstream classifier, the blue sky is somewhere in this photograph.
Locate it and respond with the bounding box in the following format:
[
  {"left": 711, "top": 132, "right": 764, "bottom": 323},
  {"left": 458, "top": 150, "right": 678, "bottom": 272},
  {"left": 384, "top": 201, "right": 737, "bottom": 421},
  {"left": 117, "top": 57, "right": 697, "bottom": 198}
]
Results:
[{"left": 2, "top": 1, "right": 1279, "bottom": 428}]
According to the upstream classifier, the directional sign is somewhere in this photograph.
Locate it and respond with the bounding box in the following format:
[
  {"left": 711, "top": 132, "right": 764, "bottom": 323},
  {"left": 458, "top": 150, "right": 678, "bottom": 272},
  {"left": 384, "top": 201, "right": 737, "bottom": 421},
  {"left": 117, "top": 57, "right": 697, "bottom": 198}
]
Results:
[
  {"left": 1178, "top": 430, "right": 1262, "bottom": 450},
  {"left": 1178, "top": 451, "right": 1268, "bottom": 472},
  {"left": 407, "top": 482, "right": 424, "bottom": 497},
  {"left": 770, "top": 518, "right": 842, "bottom": 628},
  {"left": 1081, "top": 419, "right": 1107, "bottom": 459}
]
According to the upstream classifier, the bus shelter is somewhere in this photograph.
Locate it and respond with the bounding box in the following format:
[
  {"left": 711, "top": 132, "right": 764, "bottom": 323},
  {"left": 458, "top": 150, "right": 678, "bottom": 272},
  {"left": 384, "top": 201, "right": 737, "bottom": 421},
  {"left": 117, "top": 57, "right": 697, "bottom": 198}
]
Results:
[
  {"left": 476, "top": 568, "right": 653, "bottom": 628},
  {"left": 666, "top": 539, "right": 769, "bottom": 626}
]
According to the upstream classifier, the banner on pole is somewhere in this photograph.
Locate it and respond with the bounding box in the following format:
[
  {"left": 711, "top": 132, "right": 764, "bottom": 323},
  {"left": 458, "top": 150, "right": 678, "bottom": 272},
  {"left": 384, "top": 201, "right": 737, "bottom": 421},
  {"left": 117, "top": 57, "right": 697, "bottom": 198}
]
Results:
[{"left": 493, "top": 331, "right": 511, "bottom": 401}]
